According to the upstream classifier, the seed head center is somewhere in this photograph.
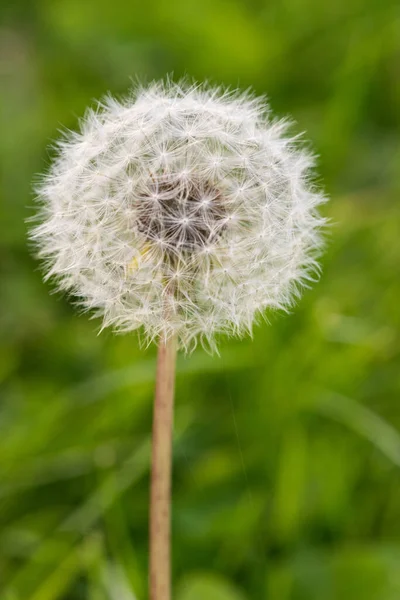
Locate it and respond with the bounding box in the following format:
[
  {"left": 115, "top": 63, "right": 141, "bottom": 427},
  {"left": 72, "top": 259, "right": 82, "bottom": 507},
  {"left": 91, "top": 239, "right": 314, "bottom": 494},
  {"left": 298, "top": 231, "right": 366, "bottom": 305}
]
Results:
[{"left": 136, "top": 176, "right": 227, "bottom": 253}]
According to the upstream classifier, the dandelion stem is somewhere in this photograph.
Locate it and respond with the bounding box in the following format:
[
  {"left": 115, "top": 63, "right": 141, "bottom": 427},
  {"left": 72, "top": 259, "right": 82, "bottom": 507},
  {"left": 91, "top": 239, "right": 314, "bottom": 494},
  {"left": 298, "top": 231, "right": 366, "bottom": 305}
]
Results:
[{"left": 150, "top": 334, "right": 177, "bottom": 600}]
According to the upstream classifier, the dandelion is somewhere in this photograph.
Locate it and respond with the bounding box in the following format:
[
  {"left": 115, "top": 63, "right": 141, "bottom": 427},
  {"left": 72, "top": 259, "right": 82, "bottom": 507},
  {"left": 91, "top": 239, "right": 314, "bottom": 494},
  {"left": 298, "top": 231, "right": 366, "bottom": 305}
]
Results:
[{"left": 30, "top": 79, "right": 326, "bottom": 600}]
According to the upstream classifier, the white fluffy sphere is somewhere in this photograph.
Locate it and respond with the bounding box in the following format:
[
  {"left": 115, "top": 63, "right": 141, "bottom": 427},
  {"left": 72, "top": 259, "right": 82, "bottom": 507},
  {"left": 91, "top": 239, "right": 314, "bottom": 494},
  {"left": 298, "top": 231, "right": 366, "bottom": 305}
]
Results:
[{"left": 31, "top": 80, "right": 326, "bottom": 351}]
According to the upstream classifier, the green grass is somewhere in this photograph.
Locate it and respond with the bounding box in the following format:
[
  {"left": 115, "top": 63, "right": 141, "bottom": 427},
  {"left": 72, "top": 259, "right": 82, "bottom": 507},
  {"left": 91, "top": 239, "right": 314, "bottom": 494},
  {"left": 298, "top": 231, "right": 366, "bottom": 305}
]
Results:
[{"left": 0, "top": 0, "right": 399, "bottom": 597}]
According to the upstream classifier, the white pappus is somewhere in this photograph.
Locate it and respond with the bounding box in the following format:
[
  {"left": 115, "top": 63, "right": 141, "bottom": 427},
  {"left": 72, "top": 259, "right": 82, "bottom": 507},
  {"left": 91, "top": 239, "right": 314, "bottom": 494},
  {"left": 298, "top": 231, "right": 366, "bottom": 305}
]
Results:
[{"left": 31, "top": 80, "right": 327, "bottom": 352}]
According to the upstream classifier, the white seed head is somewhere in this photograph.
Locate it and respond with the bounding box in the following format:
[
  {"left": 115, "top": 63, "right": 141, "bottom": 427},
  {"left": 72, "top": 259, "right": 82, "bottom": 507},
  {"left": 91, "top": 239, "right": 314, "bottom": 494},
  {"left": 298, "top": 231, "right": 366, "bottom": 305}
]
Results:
[{"left": 31, "top": 80, "right": 326, "bottom": 352}]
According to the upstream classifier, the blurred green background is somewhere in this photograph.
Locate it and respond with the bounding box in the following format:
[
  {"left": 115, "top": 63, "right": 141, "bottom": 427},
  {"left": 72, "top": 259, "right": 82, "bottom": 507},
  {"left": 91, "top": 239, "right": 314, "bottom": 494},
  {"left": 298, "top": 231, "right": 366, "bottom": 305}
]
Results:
[{"left": 1, "top": 0, "right": 400, "bottom": 598}]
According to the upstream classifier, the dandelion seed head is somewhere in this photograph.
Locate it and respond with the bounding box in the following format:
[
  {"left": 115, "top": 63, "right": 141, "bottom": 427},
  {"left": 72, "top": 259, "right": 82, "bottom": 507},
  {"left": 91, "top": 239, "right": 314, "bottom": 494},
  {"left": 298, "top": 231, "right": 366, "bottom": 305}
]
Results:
[{"left": 31, "top": 80, "right": 326, "bottom": 352}]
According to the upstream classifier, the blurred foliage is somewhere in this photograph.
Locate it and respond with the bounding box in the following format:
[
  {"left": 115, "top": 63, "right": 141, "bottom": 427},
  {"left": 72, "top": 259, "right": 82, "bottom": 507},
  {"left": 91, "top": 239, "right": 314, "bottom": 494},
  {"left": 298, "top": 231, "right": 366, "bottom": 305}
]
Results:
[{"left": 0, "top": 0, "right": 400, "bottom": 598}]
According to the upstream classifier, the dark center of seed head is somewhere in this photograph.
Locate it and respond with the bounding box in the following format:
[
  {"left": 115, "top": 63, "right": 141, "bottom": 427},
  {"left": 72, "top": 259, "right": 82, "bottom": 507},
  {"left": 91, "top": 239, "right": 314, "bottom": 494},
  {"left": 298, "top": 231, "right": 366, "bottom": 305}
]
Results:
[{"left": 136, "top": 177, "right": 227, "bottom": 253}]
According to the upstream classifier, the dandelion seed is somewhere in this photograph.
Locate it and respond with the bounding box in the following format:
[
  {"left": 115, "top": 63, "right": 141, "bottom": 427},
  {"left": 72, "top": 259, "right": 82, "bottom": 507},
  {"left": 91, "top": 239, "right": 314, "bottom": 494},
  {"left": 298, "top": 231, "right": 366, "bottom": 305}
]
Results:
[{"left": 30, "top": 79, "right": 326, "bottom": 353}]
